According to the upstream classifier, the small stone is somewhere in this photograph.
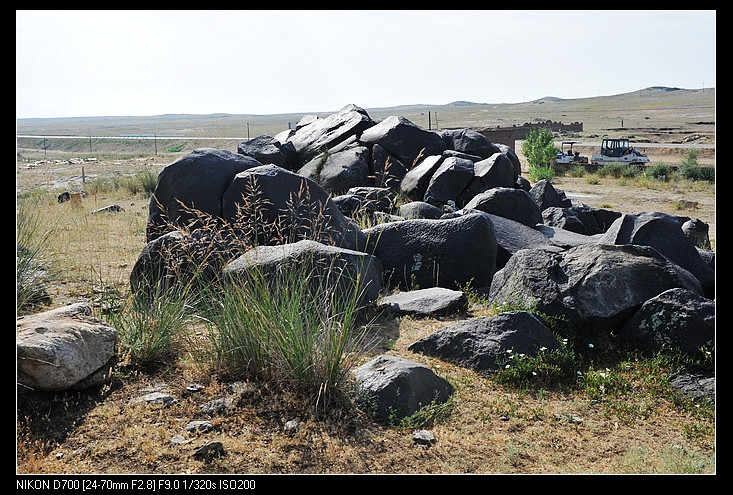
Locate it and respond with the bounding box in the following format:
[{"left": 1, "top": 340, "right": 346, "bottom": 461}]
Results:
[
  {"left": 170, "top": 435, "right": 188, "bottom": 446},
  {"left": 412, "top": 429, "right": 436, "bottom": 447},
  {"left": 193, "top": 441, "right": 225, "bottom": 461},
  {"left": 185, "top": 420, "right": 213, "bottom": 433},
  {"left": 284, "top": 420, "right": 300, "bottom": 435}
]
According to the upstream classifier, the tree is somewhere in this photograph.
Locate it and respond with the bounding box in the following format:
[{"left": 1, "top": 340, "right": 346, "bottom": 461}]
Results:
[{"left": 522, "top": 128, "right": 558, "bottom": 169}]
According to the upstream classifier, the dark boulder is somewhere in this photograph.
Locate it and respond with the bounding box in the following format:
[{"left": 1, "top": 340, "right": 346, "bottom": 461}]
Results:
[
  {"left": 461, "top": 152, "right": 518, "bottom": 204},
  {"left": 599, "top": 212, "right": 715, "bottom": 298},
  {"left": 147, "top": 148, "right": 262, "bottom": 242},
  {"left": 423, "top": 156, "right": 475, "bottom": 208},
  {"left": 359, "top": 115, "right": 446, "bottom": 168},
  {"left": 488, "top": 243, "right": 704, "bottom": 337},
  {"left": 298, "top": 145, "right": 372, "bottom": 194},
  {"left": 440, "top": 128, "right": 501, "bottom": 159},
  {"left": 377, "top": 287, "right": 468, "bottom": 317},
  {"left": 353, "top": 354, "right": 454, "bottom": 423},
  {"left": 464, "top": 187, "right": 543, "bottom": 227},
  {"left": 408, "top": 311, "right": 562, "bottom": 372},
  {"left": 221, "top": 164, "right": 367, "bottom": 252},
  {"left": 286, "top": 104, "right": 375, "bottom": 164},
  {"left": 237, "top": 135, "right": 299, "bottom": 171},
  {"left": 616, "top": 288, "right": 715, "bottom": 356},
  {"left": 399, "top": 201, "right": 444, "bottom": 220},
  {"left": 364, "top": 212, "right": 497, "bottom": 291},
  {"left": 223, "top": 239, "right": 383, "bottom": 307},
  {"left": 399, "top": 154, "right": 444, "bottom": 202}
]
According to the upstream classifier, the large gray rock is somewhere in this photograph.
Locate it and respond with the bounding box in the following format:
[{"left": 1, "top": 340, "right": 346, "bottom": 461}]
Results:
[
  {"left": 423, "top": 156, "right": 475, "bottom": 207},
  {"left": 353, "top": 354, "right": 454, "bottom": 422},
  {"left": 237, "top": 135, "right": 299, "bottom": 171},
  {"left": 221, "top": 164, "right": 367, "bottom": 252},
  {"left": 616, "top": 288, "right": 715, "bottom": 356},
  {"left": 223, "top": 240, "right": 383, "bottom": 307},
  {"left": 408, "top": 311, "right": 562, "bottom": 372},
  {"left": 370, "top": 143, "right": 408, "bottom": 189},
  {"left": 464, "top": 187, "right": 543, "bottom": 227},
  {"left": 364, "top": 212, "right": 497, "bottom": 291},
  {"left": 529, "top": 179, "right": 572, "bottom": 211},
  {"left": 399, "top": 201, "right": 444, "bottom": 220},
  {"left": 399, "top": 155, "right": 444, "bottom": 202},
  {"left": 17, "top": 303, "right": 117, "bottom": 392},
  {"left": 599, "top": 212, "right": 715, "bottom": 298},
  {"left": 147, "top": 148, "right": 262, "bottom": 242},
  {"left": 298, "top": 145, "right": 372, "bottom": 194},
  {"left": 488, "top": 243, "right": 704, "bottom": 337},
  {"left": 440, "top": 128, "right": 501, "bottom": 159},
  {"left": 461, "top": 152, "right": 518, "bottom": 204},
  {"left": 286, "top": 104, "right": 375, "bottom": 163},
  {"left": 377, "top": 287, "right": 468, "bottom": 317},
  {"left": 359, "top": 115, "right": 446, "bottom": 168}
]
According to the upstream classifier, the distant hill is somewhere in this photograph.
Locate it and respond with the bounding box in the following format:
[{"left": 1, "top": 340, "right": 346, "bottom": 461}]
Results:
[{"left": 17, "top": 86, "right": 714, "bottom": 145}]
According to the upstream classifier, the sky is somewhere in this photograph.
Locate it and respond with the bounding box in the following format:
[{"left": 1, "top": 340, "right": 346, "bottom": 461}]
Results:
[{"left": 16, "top": 10, "right": 716, "bottom": 119}]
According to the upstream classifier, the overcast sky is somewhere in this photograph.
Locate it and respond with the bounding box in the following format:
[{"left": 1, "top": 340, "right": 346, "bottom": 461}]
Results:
[{"left": 16, "top": 10, "right": 716, "bottom": 119}]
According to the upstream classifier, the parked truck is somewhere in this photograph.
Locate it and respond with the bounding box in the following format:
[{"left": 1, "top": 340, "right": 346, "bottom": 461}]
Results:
[
  {"left": 554, "top": 140, "right": 588, "bottom": 165},
  {"left": 590, "top": 138, "right": 650, "bottom": 166}
]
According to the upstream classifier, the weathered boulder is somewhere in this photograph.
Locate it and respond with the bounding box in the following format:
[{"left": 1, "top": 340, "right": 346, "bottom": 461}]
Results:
[
  {"left": 408, "top": 311, "right": 562, "bottom": 372},
  {"left": 130, "top": 229, "right": 237, "bottom": 296},
  {"left": 364, "top": 212, "right": 497, "bottom": 291},
  {"left": 399, "top": 154, "right": 444, "bottom": 202},
  {"left": 461, "top": 152, "right": 518, "bottom": 205},
  {"left": 616, "top": 288, "right": 715, "bottom": 356},
  {"left": 221, "top": 164, "right": 367, "bottom": 252},
  {"left": 496, "top": 143, "right": 522, "bottom": 176},
  {"left": 464, "top": 187, "right": 543, "bottom": 227},
  {"left": 399, "top": 201, "right": 444, "bottom": 220},
  {"left": 529, "top": 179, "right": 572, "bottom": 211},
  {"left": 237, "top": 135, "right": 299, "bottom": 171},
  {"left": 147, "top": 148, "right": 262, "bottom": 242},
  {"left": 681, "top": 218, "right": 711, "bottom": 250},
  {"left": 440, "top": 128, "right": 501, "bottom": 159},
  {"left": 598, "top": 212, "right": 715, "bottom": 298},
  {"left": 17, "top": 303, "right": 117, "bottom": 392},
  {"left": 488, "top": 243, "right": 704, "bottom": 337},
  {"left": 359, "top": 115, "right": 446, "bottom": 167},
  {"left": 669, "top": 372, "right": 715, "bottom": 403},
  {"left": 223, "top": 239, "right": 383, "bottom": 307},
  {"left": 298, "top": 145, "right": 372, "bottom": 194},
  {"left": 371, "top": 143, "right": 408, "bottom": 189},
  {"left": 353, "top": 354, "right": 454, "bottom": 422},
  {"left": 346, "top": 186, "right": 396, "bottom": 213},
  {"left": 542, "top": 206, "right": 591, "bottom": 235},
  {"left": 332, "top": 193, "right": 376, "bottom": 219},
  {"left": 423, "top": 155, "right": 475, "bottom": 207},
  {"left": 286, "top": 104, "right": 375, "bottom": 164},
  {"left": 377, "top": 287, "right": 468, "bottom": 317}
]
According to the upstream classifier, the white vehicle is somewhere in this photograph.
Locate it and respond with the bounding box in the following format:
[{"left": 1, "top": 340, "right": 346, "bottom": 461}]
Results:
[
  {"left": 591, "top": 138, "right": 650, "bottom": 166},
  {"left": 555, "top": 141, "right": 588, "bottom": 165}
]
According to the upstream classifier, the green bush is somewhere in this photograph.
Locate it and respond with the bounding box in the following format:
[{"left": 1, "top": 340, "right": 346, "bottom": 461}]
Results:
[
  {"left": 528, "top": 164, "right": 556, "bottom": 182},
  {"left": 644, "top": 163, "right": 673, "bottom": 182}
]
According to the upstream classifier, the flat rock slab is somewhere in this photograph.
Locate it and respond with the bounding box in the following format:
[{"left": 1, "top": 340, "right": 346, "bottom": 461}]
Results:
[{"left": 377, "top": 287, "right": 468, "bottom": 317}]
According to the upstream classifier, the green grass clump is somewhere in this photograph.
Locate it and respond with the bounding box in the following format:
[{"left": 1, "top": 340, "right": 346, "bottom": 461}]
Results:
[
  {"left": 16, "top": 192, "right": 56, "bottom": 313},
  {"left": 201, "top": 257, "right": 372, "bottom": 409}
]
